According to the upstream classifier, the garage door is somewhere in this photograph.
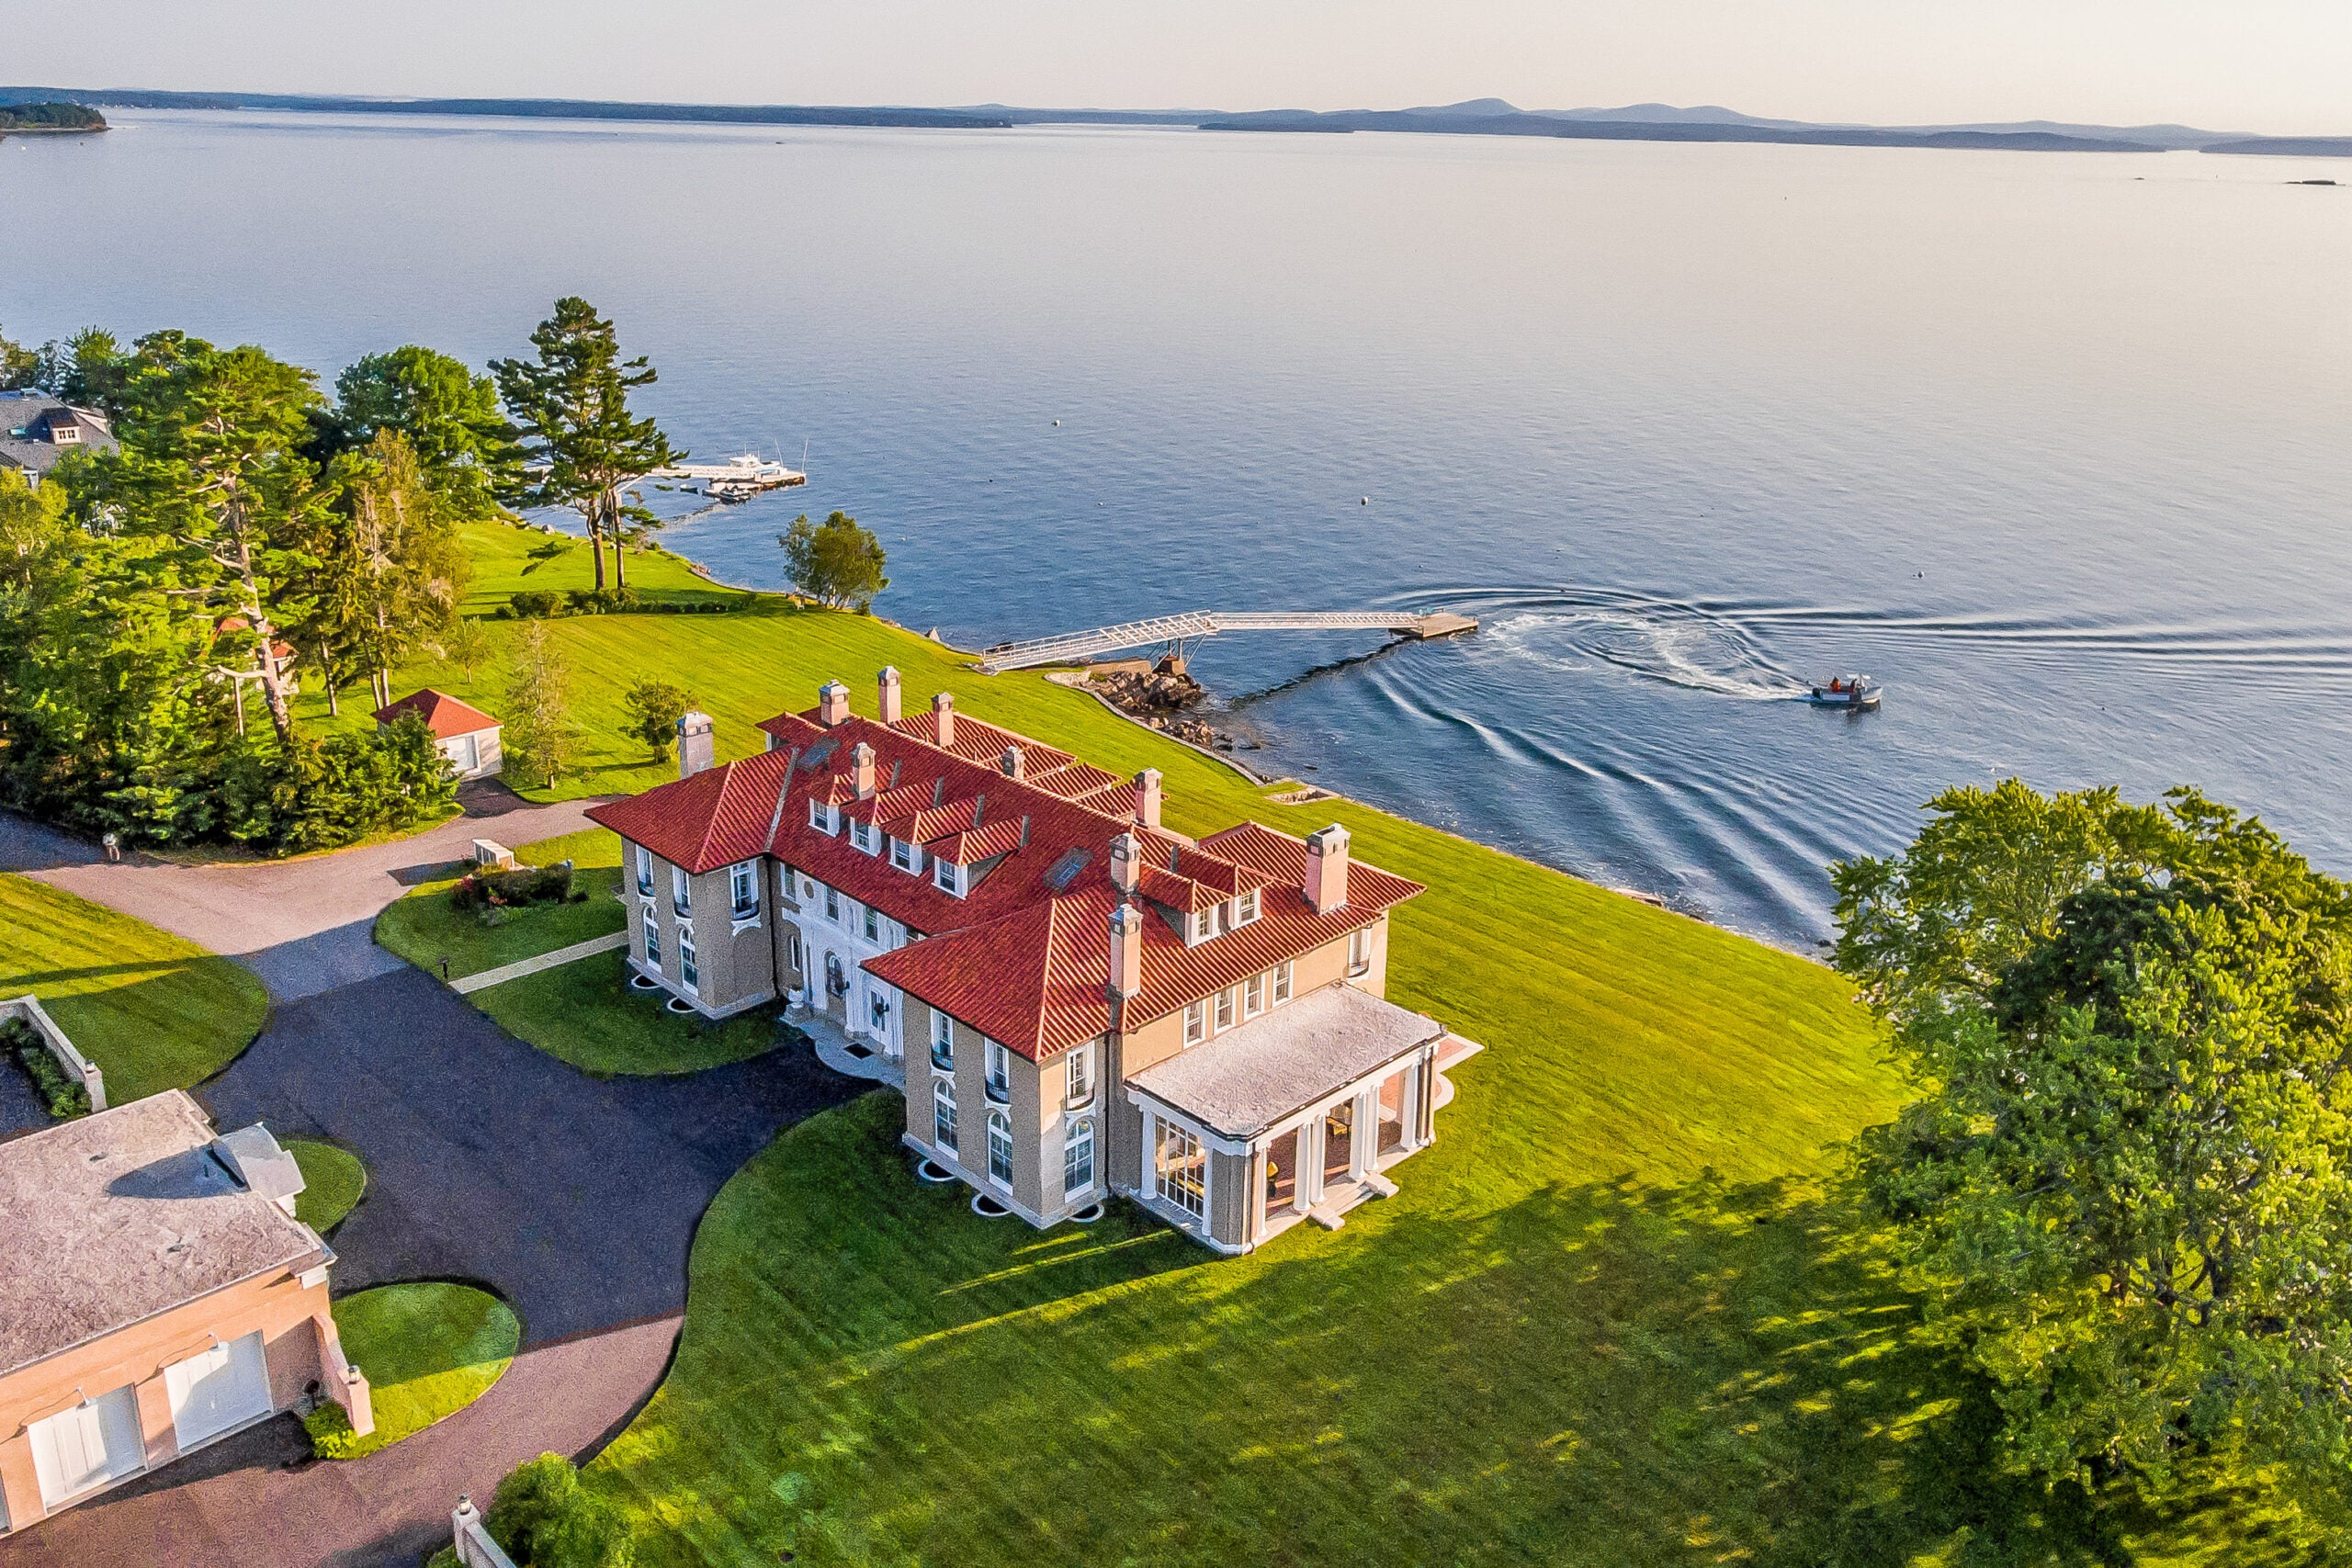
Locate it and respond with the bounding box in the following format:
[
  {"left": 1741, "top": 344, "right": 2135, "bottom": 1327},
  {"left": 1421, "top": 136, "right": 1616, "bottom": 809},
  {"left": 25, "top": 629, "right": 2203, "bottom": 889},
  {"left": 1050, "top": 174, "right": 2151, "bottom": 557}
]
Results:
[
  {"left": 164, "top": 1331, "right": 273, "bottom": 1449},
  {"left": 28, "top": 1385, "right": 142, "bottom": 1507}
]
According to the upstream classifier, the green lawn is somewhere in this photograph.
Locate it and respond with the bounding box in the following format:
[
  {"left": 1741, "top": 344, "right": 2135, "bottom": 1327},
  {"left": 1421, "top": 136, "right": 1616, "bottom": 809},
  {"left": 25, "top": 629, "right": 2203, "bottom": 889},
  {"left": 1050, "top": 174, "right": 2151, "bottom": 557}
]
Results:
[
  {"left": 326, "top": 528, "right": 2314, "bottom": 1558},
  {"left": 0, "top": 874, "right": 270, "bottom": 1103},
  {"left": 471, "top": 950, "right": 786, "bottom": 1077},
  {"left": 287, "top": 1139, "right": 368, "bottom": 1234},
  {"left": 460, "top": 519, "right": 750, "bottom": 615},
  {"left": 374, "top": 827, "right": 626, "bottom": 982},
  {"left": 330, "top": 1283, "right": 520, "bottom": 1461}
]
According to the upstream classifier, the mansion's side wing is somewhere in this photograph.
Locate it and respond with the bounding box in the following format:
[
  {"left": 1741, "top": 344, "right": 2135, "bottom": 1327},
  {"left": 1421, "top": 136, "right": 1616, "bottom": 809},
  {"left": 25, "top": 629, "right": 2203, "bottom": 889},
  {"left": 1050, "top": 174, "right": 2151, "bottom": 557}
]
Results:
[{"left": 586, "top": 668, "right": 1482, "bottom": 1253}]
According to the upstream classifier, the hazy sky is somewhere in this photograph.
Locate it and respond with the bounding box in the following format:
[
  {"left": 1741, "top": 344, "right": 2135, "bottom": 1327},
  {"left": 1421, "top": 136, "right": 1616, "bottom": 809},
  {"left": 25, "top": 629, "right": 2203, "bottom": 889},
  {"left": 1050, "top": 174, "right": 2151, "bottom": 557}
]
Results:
[{"left": 6, "top": 0, "right": 2349, "bottom": 133}]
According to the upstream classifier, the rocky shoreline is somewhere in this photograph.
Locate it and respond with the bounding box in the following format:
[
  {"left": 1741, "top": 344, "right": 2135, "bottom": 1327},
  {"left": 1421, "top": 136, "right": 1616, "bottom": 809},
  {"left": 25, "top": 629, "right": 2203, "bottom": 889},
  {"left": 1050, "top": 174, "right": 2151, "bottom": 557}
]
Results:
[{"left": 1080, "top": 658, "right": 1242, "bottom": 753}]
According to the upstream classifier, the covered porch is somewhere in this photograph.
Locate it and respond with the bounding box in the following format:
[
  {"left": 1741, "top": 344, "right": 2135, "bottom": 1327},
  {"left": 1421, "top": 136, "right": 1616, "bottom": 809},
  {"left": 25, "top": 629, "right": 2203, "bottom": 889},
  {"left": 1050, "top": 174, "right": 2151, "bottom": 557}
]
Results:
[{"left": 1126, "top": 984, "right": 1481, "bottom": 1252}]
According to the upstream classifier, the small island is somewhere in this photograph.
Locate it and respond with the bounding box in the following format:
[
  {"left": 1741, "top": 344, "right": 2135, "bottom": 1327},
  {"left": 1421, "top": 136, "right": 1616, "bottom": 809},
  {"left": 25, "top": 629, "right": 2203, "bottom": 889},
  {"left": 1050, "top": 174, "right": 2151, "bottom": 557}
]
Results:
[{"left": 0, "top": 102, "right": 107, "bottom": 136}]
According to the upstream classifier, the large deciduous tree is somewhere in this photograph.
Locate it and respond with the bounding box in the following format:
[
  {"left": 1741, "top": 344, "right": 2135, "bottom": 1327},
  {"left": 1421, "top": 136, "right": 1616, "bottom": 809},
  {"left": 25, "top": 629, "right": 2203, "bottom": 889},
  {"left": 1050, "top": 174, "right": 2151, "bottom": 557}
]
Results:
[
  {"left": 502, "top": 621, "right": 581, "bottom": 790},
  {"left": 83, "top": 337, "right": 332, "bottom": 745},
  {"left": 1836, "top": 781, "right": 2352, "bottom": 1525},
  {"left": 331, "top": 345, "right": 524, "bottom": 521},
  {"left": 491, "top": 299, "right": 676, "bottom": 593},
  {"left": 777, "top": 511, "right": 888, "bottom": 610}
]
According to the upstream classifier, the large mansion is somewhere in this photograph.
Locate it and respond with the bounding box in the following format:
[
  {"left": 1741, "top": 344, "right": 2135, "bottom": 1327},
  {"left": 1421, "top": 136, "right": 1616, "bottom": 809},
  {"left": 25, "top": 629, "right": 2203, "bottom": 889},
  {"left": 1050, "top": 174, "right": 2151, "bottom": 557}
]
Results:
[{"left": 586, "top": 670, "right": 1480, "bottom": 1252}]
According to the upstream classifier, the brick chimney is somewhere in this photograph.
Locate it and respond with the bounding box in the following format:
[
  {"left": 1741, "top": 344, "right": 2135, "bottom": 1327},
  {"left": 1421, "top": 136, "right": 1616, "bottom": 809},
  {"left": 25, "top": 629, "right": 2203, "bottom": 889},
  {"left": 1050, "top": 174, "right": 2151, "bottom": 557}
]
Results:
[
  {"left": 1107, "top": 901, "right": 1143, "bottom": 1001},
  {"left": 817, "top": 680, "right": 851, "bottom": 727},
  {"left": 876, "top": 666, "right": 902, "bottom": 725},
  {"left": 1001, "top": 745, "right": 1024, "bottom": 781},
  {"left": 1133, "top": 769, "right": 1162, "bottom": 829},
  {"left": 677, "top": 711, "right": 716, "bottom": 778},
  {"left": 1305, "top": 824, "right": 1351, "bottom": 914},
  {"left": 851, "top": 742, "right": 877, "bottom": 799},
  {"left": 932, "top": 691, "right": 956, "bottom": 748},
  {"left": 1109, "top": 831, "right": 1141, "bottom": 894}
]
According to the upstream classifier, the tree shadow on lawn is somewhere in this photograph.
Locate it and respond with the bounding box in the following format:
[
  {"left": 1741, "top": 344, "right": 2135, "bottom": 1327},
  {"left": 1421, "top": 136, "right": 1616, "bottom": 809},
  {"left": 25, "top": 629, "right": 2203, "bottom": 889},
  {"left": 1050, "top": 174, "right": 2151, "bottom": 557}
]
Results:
[{"left": 594, "top": 1100, "right": 2326, "bottom": 1568}]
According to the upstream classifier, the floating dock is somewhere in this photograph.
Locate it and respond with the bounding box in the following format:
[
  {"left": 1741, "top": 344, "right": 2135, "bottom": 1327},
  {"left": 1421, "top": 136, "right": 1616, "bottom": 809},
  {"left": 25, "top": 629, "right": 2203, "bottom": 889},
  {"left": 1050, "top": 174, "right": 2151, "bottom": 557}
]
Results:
[
  {"left": 977, "top": 608, "right": 1479, "bottom": 673},
  {"left": 649, "top": 454, "right": 807, "bottom": 499}
]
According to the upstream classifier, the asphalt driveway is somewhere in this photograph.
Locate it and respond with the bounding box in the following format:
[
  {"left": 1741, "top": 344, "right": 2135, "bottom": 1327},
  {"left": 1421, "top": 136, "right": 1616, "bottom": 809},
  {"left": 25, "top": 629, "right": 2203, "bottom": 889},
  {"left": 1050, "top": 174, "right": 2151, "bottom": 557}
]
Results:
[{"left": 0, "top": 802, "right": 867, "bottom": 1566}]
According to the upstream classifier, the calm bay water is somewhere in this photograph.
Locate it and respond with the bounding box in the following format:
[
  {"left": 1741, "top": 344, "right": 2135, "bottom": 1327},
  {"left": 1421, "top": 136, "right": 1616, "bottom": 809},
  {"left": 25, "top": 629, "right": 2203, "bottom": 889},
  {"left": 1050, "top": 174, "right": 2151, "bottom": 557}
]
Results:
[{"left": 6, "top": 110, "right": 2349, "bottom": 946}]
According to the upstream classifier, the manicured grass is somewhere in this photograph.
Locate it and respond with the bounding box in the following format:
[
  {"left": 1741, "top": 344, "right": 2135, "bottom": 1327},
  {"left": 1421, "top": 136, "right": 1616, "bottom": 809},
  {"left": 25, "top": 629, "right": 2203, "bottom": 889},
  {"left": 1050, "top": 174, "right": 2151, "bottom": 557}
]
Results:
[
  {"left": 329, "top": 1283, "right": 520, "bottom": 1461},
  {"left": 472, "top": 950, "right": 786, "bottom": 1077},
  {"left": 287, "top": 1139, "right": 367, "bottom": 1234},
  {"left": 461, "top": 519, "right": 749, "bottom": 615},
  {"left": 0, "top": 874, "right": 270, "bottom": 1103},
  {"left": 374, "top": 828, "right": 626, "bottom": 982}
]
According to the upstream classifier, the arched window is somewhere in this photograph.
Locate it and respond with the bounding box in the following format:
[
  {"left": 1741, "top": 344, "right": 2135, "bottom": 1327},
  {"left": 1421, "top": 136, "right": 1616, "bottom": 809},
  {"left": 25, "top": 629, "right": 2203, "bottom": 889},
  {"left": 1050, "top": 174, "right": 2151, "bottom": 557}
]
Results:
[
  {"left": 987, "top": 1109, "right": 1014, "bottom": 1187},
  {"left": 1062, "top": 1120, "right": 1095, "bottom": 1198},
  {"left": 933, "top": 1078, "right": 957, "bottom": 1152}
]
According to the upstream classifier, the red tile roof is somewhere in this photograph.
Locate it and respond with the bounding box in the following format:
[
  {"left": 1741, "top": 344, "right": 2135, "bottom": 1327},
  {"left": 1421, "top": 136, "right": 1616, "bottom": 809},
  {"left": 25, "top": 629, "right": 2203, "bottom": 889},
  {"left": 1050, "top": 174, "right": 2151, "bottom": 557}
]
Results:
[
  {"left": 373, "top": 688, "right": 501, "bottom": 739},
  {"left": 598, "top": 690, "right": 1425, "bottom": 1055}
]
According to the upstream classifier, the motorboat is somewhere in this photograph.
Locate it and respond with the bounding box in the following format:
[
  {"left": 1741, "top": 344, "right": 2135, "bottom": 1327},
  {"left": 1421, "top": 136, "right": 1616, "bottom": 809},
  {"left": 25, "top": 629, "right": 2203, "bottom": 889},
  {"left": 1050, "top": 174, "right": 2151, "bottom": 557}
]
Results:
[{"left": 1804, "top": 674, "right": 1882, "bottom": 709}]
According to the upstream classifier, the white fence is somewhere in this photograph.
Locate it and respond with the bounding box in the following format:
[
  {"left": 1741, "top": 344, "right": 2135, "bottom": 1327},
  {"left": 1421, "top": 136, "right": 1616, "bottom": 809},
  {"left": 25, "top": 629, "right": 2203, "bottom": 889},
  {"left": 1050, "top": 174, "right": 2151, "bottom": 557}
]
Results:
[{"left": 1, "top": 994, "right": 106, "bottom": 1111}]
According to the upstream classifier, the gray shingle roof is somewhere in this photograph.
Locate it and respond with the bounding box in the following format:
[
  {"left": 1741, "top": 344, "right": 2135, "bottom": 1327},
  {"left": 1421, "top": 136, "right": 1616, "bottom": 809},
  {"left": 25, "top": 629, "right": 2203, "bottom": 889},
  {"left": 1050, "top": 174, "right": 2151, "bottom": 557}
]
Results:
[
  {"left": 0, "top": 1092, "right": 330, "bottom": 1378},
  {"left": 0, "top": 393, "right": 117, "bottom": 479},
  {"left": 1127, "top": 983, "right": 1443, "bottom": 1141}
]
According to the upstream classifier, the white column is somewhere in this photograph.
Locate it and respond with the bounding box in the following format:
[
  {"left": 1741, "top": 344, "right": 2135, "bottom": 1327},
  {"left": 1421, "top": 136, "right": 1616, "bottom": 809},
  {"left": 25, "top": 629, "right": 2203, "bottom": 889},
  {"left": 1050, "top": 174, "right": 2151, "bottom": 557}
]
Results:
[
  {"left": 1350, "top": 1089, "right": 1374, "bottom": 1179},
  {"left": 1141, "top": 1110, "right": 1159, "bottom": 1200},
  {"left": 1300, "top": 1114, "right": 1324, "bottom": 1207}
]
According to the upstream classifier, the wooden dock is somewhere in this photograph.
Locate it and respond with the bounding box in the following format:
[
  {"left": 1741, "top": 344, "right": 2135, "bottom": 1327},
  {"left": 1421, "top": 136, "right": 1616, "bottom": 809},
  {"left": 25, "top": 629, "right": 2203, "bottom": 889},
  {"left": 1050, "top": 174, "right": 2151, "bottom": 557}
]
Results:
[{"left": 977, "top": 608, "right": 1479, "bottom": 673}]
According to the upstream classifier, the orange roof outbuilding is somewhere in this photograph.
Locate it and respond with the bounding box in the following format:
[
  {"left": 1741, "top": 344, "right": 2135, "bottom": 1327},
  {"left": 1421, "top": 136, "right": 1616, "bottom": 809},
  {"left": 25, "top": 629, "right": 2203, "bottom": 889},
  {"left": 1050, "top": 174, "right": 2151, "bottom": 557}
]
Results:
[{"left": 373, "top": 689, "right": 502, "bottom": 739}]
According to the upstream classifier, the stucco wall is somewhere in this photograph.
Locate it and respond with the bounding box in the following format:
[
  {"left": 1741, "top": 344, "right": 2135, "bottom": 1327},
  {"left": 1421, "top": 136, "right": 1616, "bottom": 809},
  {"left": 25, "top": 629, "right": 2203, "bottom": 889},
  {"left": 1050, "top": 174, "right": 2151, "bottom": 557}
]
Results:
[{"left": 0, "top": 1265, "right": 335, "bottom": 1531}]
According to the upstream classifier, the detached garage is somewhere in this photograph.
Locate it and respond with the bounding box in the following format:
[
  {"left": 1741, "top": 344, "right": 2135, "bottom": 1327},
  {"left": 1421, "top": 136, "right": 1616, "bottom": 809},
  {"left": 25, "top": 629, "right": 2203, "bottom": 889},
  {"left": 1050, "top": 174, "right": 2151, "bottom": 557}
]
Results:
[
  {"left": 0, "top": 1094, "right": 372, "bottom": 1535},
  {"left": 374, "top": 688, "right": 504, "bottom": 782}
]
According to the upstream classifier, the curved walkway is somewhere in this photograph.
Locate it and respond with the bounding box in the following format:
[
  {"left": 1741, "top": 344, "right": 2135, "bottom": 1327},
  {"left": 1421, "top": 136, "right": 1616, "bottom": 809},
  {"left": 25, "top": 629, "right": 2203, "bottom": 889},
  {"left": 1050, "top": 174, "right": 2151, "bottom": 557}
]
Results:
[{"left": 0, "top": 803, "right": 865, "bottom": 1567}]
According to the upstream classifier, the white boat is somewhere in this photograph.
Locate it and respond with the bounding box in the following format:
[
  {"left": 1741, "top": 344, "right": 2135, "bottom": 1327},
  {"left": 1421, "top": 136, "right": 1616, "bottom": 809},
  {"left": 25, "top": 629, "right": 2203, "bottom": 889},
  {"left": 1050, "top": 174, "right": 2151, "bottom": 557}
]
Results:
[{"left": 1804, "top": 674, "right": 1882, "bottom": 709}]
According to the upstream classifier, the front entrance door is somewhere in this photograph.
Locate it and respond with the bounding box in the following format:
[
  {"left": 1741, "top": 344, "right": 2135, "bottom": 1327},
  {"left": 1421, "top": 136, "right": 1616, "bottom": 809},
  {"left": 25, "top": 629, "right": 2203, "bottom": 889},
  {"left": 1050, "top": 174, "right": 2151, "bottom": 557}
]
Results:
[
  {"left": 165, "top": 1330, "right": 273, "bottom": 1448},
  {"left": 29, "top": 1385, "right": 142, "bottom": 1507}
]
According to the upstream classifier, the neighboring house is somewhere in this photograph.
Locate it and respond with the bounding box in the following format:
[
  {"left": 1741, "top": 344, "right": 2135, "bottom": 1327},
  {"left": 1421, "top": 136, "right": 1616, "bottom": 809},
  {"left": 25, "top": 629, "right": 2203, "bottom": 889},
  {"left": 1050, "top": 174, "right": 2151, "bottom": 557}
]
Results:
[
  {"left": 374, "top": 689, "right": 503, "bottom": 781},
  {"left": 0, "top": 1094, "right": 370, "bottom": 1536},
  {"left": 0, "top": 394, "right": 117, "bottom": 488},
  {"left": 587, "top": 668, "right": 1483, "bottom": 1254}
]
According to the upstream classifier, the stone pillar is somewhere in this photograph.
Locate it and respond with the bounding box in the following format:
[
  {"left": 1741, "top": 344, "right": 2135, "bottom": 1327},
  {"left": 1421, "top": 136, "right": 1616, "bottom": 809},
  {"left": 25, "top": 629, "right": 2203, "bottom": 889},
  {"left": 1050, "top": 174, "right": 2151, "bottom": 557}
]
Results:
[
  {"left": 0, "top": 1431, "right": 46, "bottom": 1530},
  {"left": 315, "top": 1314, "right": 375, "bottom": 1437},
  {"left": 134, "top": 1372, "right": 179, "bottom": 1470},
  {"left": 1247, "top": 1147, "right": 1269, "bottom": 1245}
]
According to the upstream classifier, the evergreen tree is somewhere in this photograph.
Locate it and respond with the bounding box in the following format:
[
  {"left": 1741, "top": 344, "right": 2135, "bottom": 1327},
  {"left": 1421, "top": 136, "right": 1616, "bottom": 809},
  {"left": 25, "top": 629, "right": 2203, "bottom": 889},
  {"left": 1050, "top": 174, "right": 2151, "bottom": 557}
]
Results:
[
  {"left": 332, "top": 346, "right": 524, "bottom": 521},
  {"left": 492, "top": 299, "right": 677, "bottom": 593},
  {"left": 502, "top": 621, "right": 581, "bottom": 789},
  {"left": 80, "top": 335, "right": 331, "bottom": 745}
]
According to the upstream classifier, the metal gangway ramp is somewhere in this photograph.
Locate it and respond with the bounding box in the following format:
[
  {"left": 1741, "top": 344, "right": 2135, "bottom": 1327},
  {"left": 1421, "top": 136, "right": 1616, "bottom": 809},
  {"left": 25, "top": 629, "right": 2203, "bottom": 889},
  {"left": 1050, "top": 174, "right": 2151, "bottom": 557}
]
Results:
[{"left": 976, "top": 608, "right": 1477, "bottom": 673}]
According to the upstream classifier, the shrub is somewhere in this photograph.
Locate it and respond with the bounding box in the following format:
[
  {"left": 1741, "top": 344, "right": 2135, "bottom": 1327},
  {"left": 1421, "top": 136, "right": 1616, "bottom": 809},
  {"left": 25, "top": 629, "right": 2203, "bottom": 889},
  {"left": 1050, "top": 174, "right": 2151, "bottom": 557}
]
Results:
[
  {"left": 216, "top": 714, "right": 459, "bottom": 854},
  {"left": 620, "top": 679, "right": 692, "bottom": 761},
  {"left": 564, "top": 587, "right": 639, "bottom": 615},
  {"left": 485, "top": 1452, "right": 636, "bottom": 1568},
  {"left": 4, "top": 1016, "right": 90, "bottom": 1119},
  {"left": 450, "top": 862, "right": 579, "bottom": 919},
  {"left": 303, "top": 1399, "right": 363, "bottom": 1460},
  {"left": 505, "top": 589, "right": 565, "bottom": 619}
]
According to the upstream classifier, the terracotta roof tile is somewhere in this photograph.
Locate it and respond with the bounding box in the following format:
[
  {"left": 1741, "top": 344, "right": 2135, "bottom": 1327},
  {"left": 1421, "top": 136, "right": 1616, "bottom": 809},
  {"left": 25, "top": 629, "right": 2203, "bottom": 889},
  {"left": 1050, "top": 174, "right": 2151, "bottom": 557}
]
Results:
[{"left": 371, "top": 688, "right": 500, "bottom": 739}]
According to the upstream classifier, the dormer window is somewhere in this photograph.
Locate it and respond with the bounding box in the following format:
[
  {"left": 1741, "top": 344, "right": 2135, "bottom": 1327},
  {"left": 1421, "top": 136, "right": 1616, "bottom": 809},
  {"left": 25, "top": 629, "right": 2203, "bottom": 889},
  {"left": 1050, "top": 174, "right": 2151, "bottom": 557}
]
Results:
[
  {"left": 1188, "top": 908, "right": 1216, "bottom": 945},
  {"left": 890, "top": 837, "right": 917, "bottom": 873},
  {"left": 808, "top": 799, "right": 835, "bottom": 833},
  {"left": 851, "top": 818, "right": 877, "bottom": 854},
  {"left": 934, "top": 858, "right": 964, "bottom": 897},
  {"left": 1234, "top": 888, "right": 1261, "bottom": 927}
]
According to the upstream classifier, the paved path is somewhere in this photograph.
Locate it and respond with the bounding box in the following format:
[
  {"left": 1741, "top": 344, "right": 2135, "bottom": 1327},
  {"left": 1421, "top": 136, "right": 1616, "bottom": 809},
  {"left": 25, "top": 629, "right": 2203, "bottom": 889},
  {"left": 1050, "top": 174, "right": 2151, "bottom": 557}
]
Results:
[
  {"left": 451, "top": 931, "right": 630, "bottom": 994},
  {"left": 0, "top": 802, "right": 865, "bottom": 1566},
  {"left": 1, "top": 789, "right": 606, "bottom": 1002}
]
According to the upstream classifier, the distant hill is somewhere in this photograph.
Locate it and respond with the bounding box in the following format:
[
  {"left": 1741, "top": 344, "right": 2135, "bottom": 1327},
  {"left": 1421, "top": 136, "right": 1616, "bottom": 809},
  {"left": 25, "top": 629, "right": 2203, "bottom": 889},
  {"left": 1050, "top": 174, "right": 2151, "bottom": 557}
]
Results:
[
  {"left": 1195, "top": 107, "right": 2164, "bottom": 153},
  {"left": 2203, "top": 137, "right": 2352, "bottom": 157},
  {"left": 0, "top": 86, "right": 2333, "bottom": 156}
]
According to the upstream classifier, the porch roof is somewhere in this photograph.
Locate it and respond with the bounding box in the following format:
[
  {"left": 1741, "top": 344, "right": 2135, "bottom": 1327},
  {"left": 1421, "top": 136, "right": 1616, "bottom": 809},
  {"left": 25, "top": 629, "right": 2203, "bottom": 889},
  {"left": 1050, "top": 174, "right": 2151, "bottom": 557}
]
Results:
[{"left": 1127, "top": 983, "right": 1443, "bottom": 1143}]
